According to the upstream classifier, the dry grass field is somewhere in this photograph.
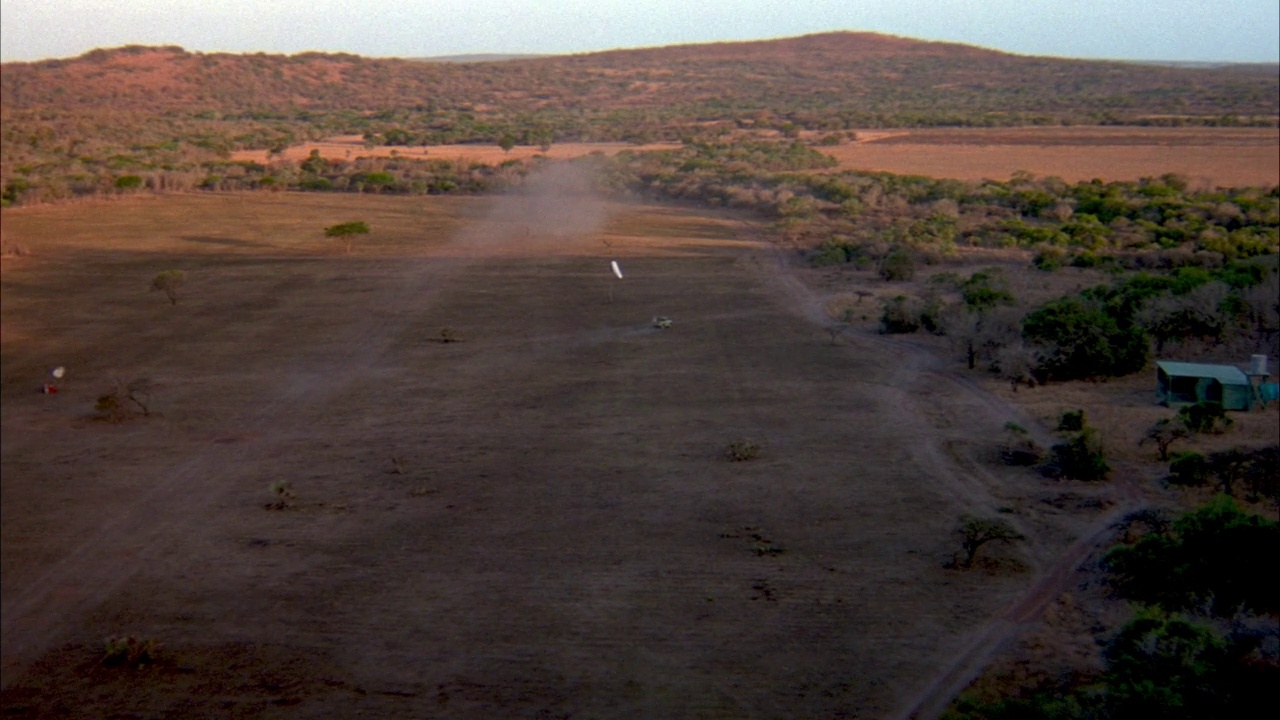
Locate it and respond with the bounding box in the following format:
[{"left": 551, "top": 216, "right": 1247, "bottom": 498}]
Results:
[
  {"left": 0, "top": 183, "right": 1273, "bottom": 718},
  {"left": 823, "top": 126, "right": 1280, "bottom": 186},
  {"left": 231, "top": 126, "right": 1280, "bottom": 187}
]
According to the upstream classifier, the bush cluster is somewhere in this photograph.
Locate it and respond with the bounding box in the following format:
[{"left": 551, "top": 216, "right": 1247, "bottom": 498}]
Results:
[{"left": 950, "top": 497, "right": 1279, "bottom": 719}]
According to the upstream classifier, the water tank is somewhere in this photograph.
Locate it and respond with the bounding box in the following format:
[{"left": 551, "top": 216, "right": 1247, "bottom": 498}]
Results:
[{"left": 1250, "top": 354, "right": 1269, "bottom": 376}]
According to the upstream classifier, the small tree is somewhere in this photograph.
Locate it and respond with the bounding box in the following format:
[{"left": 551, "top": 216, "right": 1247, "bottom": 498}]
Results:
[
  {"left": 94, "top": 377, "right": 155, "bottom": 422},
  {"left": 324, "top": 221, "right": 370, "bottom": 254},
  {"left": 994, "top": 344, "right": 1038, "bottom": 392},
  {"left": 1207, "top": 448, "right": 1249, "bottom": 496},
  {"left": 1142, "top": 417, "right": 1189, "bottom": 461},
  {"left": 956, "top": 515, "right": 1025, "bottom": 568},
  {"left": 150, "top": 270, "right": 186, "bottom": 305},
  {"left": 946, "top": 305, "right": 1022, "bottom": 371},
  {"left": 497, "top": 133, "right": 517, "bottom": 153}
]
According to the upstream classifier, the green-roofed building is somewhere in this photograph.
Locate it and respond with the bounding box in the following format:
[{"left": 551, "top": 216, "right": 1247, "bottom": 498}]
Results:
[{"left": 1155, "top": 360, "right": 1253, "bottom": 411}]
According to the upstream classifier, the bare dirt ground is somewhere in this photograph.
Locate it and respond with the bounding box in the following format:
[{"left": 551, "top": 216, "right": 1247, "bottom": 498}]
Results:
[
  {"left": 231, "top": 126, "right": 1280, "bottom": 187},
  {"left": 0, "top": 185, "right": 1227, "bottom": 718},
  {"left": 231, "top": 138, "right": 685, "bottom": 166},
  {"left": 822, "top": 126, "right": 1280, "bottom": 187}
]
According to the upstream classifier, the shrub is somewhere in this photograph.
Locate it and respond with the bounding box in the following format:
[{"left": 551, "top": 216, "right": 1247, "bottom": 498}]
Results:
[
  {"left": 878, "top": 245, "right": 916, "bottom": 281},
  {"left": 1052, "top": 431, "right": 1110, "bottom": 481},
  {"left": 1032, "top": 246, "right": 1067, "bottom": 271},
  {"left": 879, "top": 295, "right": 921, "bottom": 334},
  {"left": 94, "top": 391, "right": 127, "bottom": 422},
  {"left": 1238, "top": 446, "right": 1279, "bottom": 503},
  {"left": 113, "top": 175, "right": 144, "bottom": 190},
  {"left": 1167, "top": 451, "right": 1210, "bottom": 486},
  {"left": 724, "top": 439, "right": 761, "bottom": 462},
  {"left": 150, "top": 270, "right": 186, "bottom": 305},
  {"left": 1049, "top": 410, "right": 1109, "bottom": 480},
  {"left": 879, "top": 294, "right": 943, "bottom": 335},
  {"left": 961, "top": 271, "right": 1015, "bottom": 310},
  {"left": 1056, "top": 409, "right": 1086, "bottom": 432},
  {"left": 999, "top": 422, "right": 1044, "bottom": 466},
  {"left": 947, "top": 688, "right": 1091, "bottom": 720},
  {"left": 299, "top": 177, "right": 333, "bottom": 191},
  {"left": 1177, "top": 401, "right": 1233, "bottom": 435},
  {"left": 102, "top": 636, "right": 159, "bottom": 668},
  {"left": 265, "top": 481, "right": 294, "bottom": 510},
  {"left": 810, "top": 239, "right": 858, "bottom": 267},
  {"left": 324, "top": 220, "right": 370, "bottom": 237}
]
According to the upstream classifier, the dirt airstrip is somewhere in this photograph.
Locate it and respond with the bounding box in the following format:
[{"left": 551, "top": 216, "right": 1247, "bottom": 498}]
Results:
[{"left": 0, "top": 183, "right": 1205, "bottom": 718}]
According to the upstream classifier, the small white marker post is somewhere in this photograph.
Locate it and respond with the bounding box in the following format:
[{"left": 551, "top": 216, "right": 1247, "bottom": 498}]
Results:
[{"left": 609, "top": 260, "right": 623, "bottom": 302}]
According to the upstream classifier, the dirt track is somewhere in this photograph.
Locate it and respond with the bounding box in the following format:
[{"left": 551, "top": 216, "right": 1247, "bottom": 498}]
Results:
[{"left": 1, "top": 190, "right": 1116, "bottom": 718}]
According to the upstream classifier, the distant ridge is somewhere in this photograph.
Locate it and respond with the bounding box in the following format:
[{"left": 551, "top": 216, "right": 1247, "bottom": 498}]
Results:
[
  {"left": 411, "top": 53, "right": 549, "bottom": 63},
  {"left": 1119, "top": 59, "right": 1279, "bottom": 74},
  {"left": 2, "top": 31, "right": 1275, "bottom": 123}
]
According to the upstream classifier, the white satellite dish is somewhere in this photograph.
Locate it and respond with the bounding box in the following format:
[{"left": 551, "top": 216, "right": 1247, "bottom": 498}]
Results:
[
  {"left": 52, "top": 366, "right": 65, "bottom": 379},
  {"left": 611, "top": 260, "right": 623, "bottom": 279}
]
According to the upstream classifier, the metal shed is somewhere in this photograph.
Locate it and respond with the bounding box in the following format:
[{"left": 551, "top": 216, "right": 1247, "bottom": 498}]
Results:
[{"left": 1155, "top": 360, "right": 1253, "bottom": 411}]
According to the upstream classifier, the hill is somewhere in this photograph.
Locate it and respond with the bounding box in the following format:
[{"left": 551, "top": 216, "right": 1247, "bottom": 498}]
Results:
[
  {"left": 1, "top": 32, "right": 1277, "bottom": 205},
  {"left": 3, "top": 33, "right": 1277, "bottom": 120}
]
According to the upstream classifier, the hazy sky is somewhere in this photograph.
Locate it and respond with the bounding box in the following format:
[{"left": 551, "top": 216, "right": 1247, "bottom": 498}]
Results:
[{"left": 2, "top": 0, "right": 1277, "bottom": 64}]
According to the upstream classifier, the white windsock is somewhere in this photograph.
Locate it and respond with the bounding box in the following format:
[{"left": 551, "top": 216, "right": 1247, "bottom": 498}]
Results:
[{"left": 611, "top": 260, "right": 623, "bottom": 279}]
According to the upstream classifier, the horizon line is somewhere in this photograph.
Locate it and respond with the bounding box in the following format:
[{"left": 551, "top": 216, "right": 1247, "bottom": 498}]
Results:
[{"left": 4, "top": 30, "right": 1279, "bottom": 66}]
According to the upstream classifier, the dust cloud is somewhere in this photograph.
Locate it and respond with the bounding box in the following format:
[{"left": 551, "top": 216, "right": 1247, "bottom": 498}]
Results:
[{"left": 450, "top": 159, "right": 611, "bottom": 253}]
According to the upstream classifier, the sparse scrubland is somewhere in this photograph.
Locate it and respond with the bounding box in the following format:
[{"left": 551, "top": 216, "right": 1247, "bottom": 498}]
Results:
[
  {"left": 2, "top": 33, "right": 1277, "bottom": 205},
  {"left": 2, "top": 32, "right": 1278, "bottom": 720}
]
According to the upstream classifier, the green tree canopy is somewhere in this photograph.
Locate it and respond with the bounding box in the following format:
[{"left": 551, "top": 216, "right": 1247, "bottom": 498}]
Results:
[
  {"left": 1022, "top": 297, "right": 1148, "bottom": 380},
  {"left": 1104, "top": 495, "right": 1280, "bottom": 616}
]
